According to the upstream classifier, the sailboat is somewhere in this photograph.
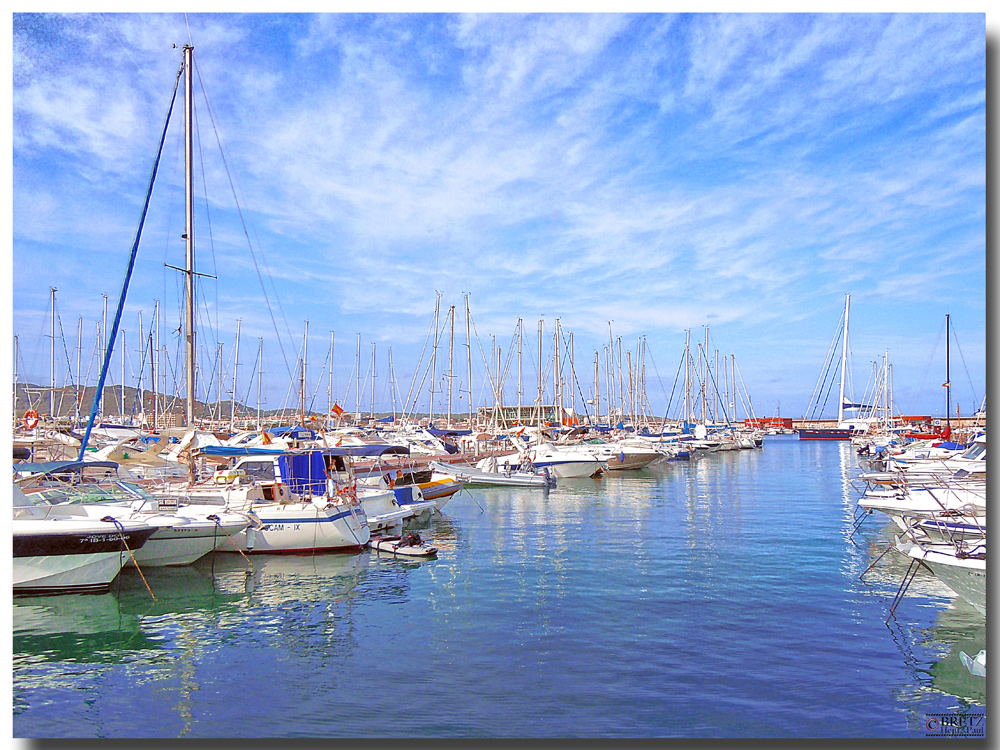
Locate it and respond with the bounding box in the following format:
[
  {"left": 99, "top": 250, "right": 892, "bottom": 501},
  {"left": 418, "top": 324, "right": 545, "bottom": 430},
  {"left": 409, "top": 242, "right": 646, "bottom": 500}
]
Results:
[
  {"left": 73, "top": 46, "right": 370, "bottom": 554},
  {"left": 800, "top": 294, "right": 869, "bottom": 440}
]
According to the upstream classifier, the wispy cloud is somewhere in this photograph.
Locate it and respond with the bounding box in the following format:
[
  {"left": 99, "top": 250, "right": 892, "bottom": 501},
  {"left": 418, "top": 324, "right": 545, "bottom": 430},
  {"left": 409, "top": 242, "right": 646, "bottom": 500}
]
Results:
[{"left": 12, "top": 12, "right": 986, "bottom": 416}]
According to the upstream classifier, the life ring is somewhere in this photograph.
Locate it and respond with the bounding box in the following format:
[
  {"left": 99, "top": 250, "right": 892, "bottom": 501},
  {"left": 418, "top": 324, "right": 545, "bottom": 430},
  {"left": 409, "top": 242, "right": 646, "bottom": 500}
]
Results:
[{"left": 23, "top": 409, "right": 39, "bottom": 430}]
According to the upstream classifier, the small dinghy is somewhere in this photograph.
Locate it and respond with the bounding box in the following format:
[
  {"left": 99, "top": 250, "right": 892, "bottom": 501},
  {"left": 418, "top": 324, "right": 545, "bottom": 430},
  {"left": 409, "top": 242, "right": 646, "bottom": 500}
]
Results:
[{"left": 369, "top": 531, "right": 438, "bottom": 558}]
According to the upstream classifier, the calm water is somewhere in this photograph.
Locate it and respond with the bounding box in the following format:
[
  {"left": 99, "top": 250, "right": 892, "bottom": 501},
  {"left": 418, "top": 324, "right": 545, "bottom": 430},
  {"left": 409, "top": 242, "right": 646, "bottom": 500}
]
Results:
[{"left": 12, "top": 436, "right": 986, "bottom": 738}]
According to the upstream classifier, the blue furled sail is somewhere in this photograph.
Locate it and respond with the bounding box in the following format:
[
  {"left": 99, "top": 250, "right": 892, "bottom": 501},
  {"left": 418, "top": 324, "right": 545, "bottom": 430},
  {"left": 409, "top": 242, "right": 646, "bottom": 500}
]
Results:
[{"left": 77, "top": 62, "right": 184, "bottom": 460}]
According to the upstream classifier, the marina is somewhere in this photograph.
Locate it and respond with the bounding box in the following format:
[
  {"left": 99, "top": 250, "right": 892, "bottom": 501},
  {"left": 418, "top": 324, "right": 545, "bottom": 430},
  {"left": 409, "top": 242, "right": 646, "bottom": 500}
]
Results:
[
  {"left": 11, "top": 13, "right": 985, "bottom": 741},
  {"left": 11, "top": 436, "right": 986, "bottom": 738}
]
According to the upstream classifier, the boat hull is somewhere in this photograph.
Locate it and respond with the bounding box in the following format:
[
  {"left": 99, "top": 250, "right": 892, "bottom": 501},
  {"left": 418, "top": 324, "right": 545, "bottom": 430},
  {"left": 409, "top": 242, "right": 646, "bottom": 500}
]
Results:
[
  {"left": 909, "top": 546, "right": 986, "bottom": 615},
  {"left": 225, "top": 501, "right": 369, "bottom": 554},
  {"left": 799, "top": 428, "right": 852, "bottom": 440},
  {"left": 129, "top": 518, "right": 250, "bottom": 567},
  {"left": 13, "top": 520, "right": 157, "bottom": 595},
  {"left": 430, "top": 460, "right": 553, "bottom": 488}
]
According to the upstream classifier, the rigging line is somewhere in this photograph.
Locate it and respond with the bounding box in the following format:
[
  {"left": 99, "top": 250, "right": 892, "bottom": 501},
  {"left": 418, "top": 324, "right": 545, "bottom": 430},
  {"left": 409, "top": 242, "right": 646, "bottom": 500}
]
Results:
[
  {"left": 306, "top": 343, "right": 333, "bottom": 415},
  {"left": 193, "top": 59, "right": 294, "bottom": 382},
  {"left": 238, "top": 341, "right": 262, "bottom": 416},
  {"left": 403, "top": 313, "right": 437, "bottom": 420},
  {"left": 913, "top": 318, "right": 944, "bottom": 401},
  {"left": 24, "top": 301, "right": 50, "bottom": 392},
  {"left": 660, "top": 348, "right": 685, "bottom": 424},
  {"left": 97, "top": 15, "right": 160, "bottom": 94},
  {"left": 192, "top": 95, "right": 221, "bottom": 357},
  {"left": 54, "top": 305, "right": 76, "bottom": 388},
  {"left": 78, "top": 58, "right": 183, "bottom": 459},
  {"left": 948, "top": 323, "right": 979, "bottom": 408}
]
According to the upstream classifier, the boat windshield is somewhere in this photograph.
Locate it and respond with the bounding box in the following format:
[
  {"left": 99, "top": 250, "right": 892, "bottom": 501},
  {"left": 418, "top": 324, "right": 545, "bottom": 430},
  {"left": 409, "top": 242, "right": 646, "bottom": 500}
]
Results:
[{"left": 960, "top": 441, "right": 987, "bottom": 461}]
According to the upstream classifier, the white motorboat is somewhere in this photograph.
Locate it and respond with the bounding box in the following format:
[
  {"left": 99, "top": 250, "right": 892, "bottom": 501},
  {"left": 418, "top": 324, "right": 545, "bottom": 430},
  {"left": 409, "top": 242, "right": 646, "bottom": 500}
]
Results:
[
  {"left": 14, "top": 461, "right": 251, "bottom": 567},
  {"left": 155, "top": 447, "right": 371, "bottom": 554},
  {"left": 491, "top": 442, "right": 606, "bottom": 479},
  {"left": 901, "top": 538, "right": 986, "bottom": 615},
  {"left": 429, "top": 458, "right": 555, "bottom": 488},
  {"left": 13, "top": 488, "right": 157, "bottom": 596}
]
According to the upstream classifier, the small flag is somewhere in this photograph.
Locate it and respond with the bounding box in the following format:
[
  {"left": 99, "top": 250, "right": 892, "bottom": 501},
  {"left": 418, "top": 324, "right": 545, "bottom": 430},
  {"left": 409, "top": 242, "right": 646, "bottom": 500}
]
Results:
[
  {"left": 942, "top": 382, "right": 951, "bottom": 388},
  {"left": 331, "top": 403, "right": 345, "bottom": 416},
  {"left": 261, "top": 431, "right": 271, "bottom": 445}
]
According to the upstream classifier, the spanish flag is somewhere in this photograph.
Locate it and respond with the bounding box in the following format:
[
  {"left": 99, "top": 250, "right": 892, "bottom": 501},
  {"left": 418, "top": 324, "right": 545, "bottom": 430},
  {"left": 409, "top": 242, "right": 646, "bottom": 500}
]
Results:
[{"left": 331, "top": 403, "right": 345, "bottom": 416}]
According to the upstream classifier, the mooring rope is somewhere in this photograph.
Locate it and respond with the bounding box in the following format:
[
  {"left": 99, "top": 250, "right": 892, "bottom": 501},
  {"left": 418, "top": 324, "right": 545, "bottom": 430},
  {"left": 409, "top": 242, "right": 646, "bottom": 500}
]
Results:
[{"left": 102, "top": 516, "right": 155, "bottom": 600}]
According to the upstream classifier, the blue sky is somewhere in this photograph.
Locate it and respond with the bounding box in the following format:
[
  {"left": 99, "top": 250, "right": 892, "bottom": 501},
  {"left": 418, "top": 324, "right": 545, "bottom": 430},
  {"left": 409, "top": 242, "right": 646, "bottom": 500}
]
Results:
[{"left": 9, "top": 12, "right": 988, "bottom": 423}]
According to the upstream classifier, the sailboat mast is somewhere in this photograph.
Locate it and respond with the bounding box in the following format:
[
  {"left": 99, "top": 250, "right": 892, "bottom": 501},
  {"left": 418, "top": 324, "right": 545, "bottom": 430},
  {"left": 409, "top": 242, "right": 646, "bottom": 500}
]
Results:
[
  {"left": 537, "top": 319, "right": 543, "bottom": 428},
  {"left": 684, "top": 329, "right": 691, "bottom": 424},
  {"left": 49, "top": 287, "right": 56, "bottom": 419},
  {"left": 466, "top": 297, "right": 473, "bottom": 425},
  {"left": 945, "top": 313, "right": 952, "bottom": 436},
  {"left": 594, "top": 350, "right": 600, "bottom": 425},
  {"left": 154, "top": 299, "right": 160, "bottom": 427},
  {"left": 76, "top": 316, "right": 83, "bottom": 425},
  {"left": 230, "top": 319, "right": 241, "bottom": 433},
  {"left": 448, "top": 304, "right": 455, "bottom": 427},
  {"left": 13, "top": 335, "right": 19, "bottom": 422},
  {"left": 149, "top": 331, "right": 156, "bottom": 431},
  {"left": 183, "top": 44, "right": 196, "bottom": 428},
  {"left": 837, "top": 294, "right": 850, "bottom": 426},
  {"left": 302, "top": 322, "right": 309, "bottom": 428},
  {"left": 355, "top": 332, "right": 361, "bottom": 423},
  {"left": 257, "top": 337, "right": 263, "bottom": 431},
  {"left": 328, "top": 331, "right": 334, "bottom": 429},
  {"left": 608, "top": 322, "right": 615, "bottom": 421},
  {"left": 389, "top": 347, "right": 397, "bottom": 422}
]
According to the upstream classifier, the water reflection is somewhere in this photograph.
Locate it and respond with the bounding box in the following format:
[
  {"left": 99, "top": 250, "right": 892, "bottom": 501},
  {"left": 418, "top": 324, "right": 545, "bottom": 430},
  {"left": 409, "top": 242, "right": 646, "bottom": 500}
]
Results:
[{"left": 917, "top": 602, "right": 986, "bottom": 707}]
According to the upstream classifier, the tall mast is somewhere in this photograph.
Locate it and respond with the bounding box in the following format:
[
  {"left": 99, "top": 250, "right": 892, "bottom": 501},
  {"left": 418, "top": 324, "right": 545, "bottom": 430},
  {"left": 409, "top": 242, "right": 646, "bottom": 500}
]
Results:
[
  {"left": 945, "top": 313, "right": 952, "bottom": 437},
  {"left": 137, "top": 310, "right": 143, "bottom": 424},
  {"left": 328, "top": 331, "right": 334, "bottom": 429},
  {"left": 154, "top": 299, "right": 160, "bottom": 427},
  {"left": 701, "top": 327, "right": 708, "bottom": 423},
  {"left": 553, "top": 318, "right": 561, "bottom": 425},
  {"left": 430, "top": 293, "right": 440, "bottom": 426},
  {"left": 607, "top": 322, "right": 616, "bottom": 420},
  {"left": 389, "top": 347, "right": 397, "bottom": 422},
  {"left": 684, "top": 329, "right": 691, "bottom": 424},
  {"left": 355, "top": 332, "right": 361, "bottom": 423},
  {"left": 448, "top": 304, "right": 455, "bottom": 427},
  {"left": 570, "top": 331, "right": 575, "bottom": 422},
  {"left": 465, "top": 296, "right": 473, "bottom": 425},
  {"left": 604, "top": 346, "right": 611, "bottom": 424},
  {"left": 230, "top": 319, "right": 241, "bottom": 433},
  {"left": 370, "top": 341, "right": 376, "bottom": 422},
  {"left": 257, "top": 337, "right": 263, "bottom": 431},
  {"left": 120, "top": 327, "right": 126, "bottom": 422},
  {"left": 594, "top": 350, "right": 600, "bottom": 425},
  {"left": 75, "top": 316, "right": 83, "bottom": 425},
  {"left": 149, "top": 331, "right": 156, "bottom": 431},
  {"left": 183, "top": 44, "right": 196, "bottom": 428},
  {"left": 618, "top": 336, "right": 625, "bottom": 422},
  {"left": 217, "top": 341, "right": 223, "bottom": 426},
  {"left": 537, "top": 319, "right": 543, "bottom": 428},
  {"left": 626, "top": 349, "right": 634, "bottom": 427},
  {"left": 837, "top": 294, "right": 850, "bottom": 426},
  {"left": 14, "top": 335, "right": 19, "bottom": 422},
  {"left": 517, "top": 317, "right": 523, "bottom": 417},
  {"left": 49, "top": 287, "right": 56, "bottom": 419},
  {"left": 302, "top": 321, "right": 309, "bottom": 428}
]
